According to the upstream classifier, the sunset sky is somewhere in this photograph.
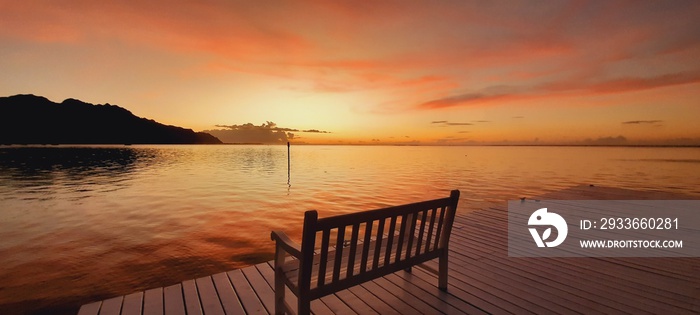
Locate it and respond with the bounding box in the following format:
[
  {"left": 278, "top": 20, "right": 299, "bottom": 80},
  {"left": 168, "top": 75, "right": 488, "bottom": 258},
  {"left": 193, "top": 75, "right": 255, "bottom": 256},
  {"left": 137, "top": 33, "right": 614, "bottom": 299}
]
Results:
[{"left": 1, "top": 1, "right": 699, "bottom": 145}]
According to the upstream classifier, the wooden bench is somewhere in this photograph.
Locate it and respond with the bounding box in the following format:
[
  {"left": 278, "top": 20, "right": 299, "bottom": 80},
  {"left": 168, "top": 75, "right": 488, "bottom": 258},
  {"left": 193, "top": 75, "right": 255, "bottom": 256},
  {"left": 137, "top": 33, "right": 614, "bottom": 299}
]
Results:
[{"left": 271, "top": 190, "right": 460, "bottom": 315}]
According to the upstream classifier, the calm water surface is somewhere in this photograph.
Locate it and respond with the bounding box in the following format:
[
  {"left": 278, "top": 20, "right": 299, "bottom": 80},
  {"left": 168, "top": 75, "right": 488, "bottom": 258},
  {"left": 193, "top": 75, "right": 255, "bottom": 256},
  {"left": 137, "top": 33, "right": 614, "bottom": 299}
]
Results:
[{"left": 1, "top": 145, "right": 699, "bottom": 314}]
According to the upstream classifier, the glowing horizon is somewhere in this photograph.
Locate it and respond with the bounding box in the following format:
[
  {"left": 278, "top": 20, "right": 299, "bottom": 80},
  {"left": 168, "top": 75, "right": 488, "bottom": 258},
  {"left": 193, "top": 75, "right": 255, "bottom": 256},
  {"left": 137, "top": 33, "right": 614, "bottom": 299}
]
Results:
[{"left": 1, "top": 1, "right": 699, "bottom": 145}]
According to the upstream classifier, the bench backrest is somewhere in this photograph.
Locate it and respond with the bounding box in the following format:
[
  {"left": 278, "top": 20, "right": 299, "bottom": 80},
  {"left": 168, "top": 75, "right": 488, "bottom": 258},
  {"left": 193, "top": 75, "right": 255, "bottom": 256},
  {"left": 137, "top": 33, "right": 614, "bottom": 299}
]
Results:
[{"left": 298, "top": 190, "right": 460, "bottom": 298}]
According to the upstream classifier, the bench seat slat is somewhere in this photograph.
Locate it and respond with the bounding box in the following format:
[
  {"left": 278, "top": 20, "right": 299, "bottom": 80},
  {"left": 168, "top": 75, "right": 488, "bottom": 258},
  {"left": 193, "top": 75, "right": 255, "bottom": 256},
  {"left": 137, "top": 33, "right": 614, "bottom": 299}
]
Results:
[
  {"left": 395, "top": 214, "right": 408, "bottom": 264},
  {"left": 425, "top": 207, "right": 437, "bottom": 253},
  {"left": 405, "top": 212, "right": 418, "bottom": 261},
  {"left": 372, "top": 218, "right": 386, "bottom": 270},
  {"left": 317, "top": 229, "right": 330, "bottom": 287},
  {"left": 360, "top": 220, "right": 373, "bottom": 273},
  {"left": 415, "top": 209, "right": 428, "bottom": 256},
  {"left": 332, "top": 227, "right": 345, "bottom": 283},
  {"left": 434, "top": 206, "right": 447, "bottom": 250},
  {"left": 384, "top": 216, "right": 398, "bottom": 267},
  {"left": 346, "top": 223, "right": 360, "bottom": 278}
]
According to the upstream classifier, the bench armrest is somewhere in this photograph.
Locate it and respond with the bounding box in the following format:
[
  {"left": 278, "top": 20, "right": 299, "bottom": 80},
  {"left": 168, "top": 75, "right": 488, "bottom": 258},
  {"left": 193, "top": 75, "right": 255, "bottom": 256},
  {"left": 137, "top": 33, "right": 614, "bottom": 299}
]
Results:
[{"left": 271, "top": 230, "right": 302, "bottom": 259}]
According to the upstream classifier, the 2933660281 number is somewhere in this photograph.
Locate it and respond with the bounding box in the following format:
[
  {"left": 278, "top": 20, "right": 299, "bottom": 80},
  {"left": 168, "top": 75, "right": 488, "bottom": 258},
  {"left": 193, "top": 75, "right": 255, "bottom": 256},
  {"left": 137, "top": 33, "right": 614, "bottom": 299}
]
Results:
[{"left": 600, "top": 217, "right": 678, "bottom": 230}]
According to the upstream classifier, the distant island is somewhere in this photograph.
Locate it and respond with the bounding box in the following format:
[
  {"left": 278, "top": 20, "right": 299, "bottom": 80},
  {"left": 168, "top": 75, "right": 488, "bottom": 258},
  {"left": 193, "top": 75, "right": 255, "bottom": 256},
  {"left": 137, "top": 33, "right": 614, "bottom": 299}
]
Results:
[{"left": 0, "top": 94, "right": 222, "bottom": 144}]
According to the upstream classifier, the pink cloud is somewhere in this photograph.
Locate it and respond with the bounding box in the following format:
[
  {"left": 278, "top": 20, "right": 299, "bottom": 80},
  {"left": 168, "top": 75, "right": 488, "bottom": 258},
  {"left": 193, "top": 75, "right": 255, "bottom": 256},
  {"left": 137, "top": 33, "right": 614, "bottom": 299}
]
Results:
[
  {"left": 418, "top": 70, "right": 700, "bottom": 110},
  {"left": 588, "top": 71, "right": 700, "bottom": 94}
]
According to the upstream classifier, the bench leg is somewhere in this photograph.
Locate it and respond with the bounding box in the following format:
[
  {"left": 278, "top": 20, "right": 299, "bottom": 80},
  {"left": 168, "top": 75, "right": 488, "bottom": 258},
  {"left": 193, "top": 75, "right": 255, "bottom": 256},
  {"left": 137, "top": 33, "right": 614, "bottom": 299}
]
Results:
[
  {"left": 404, "top": 266, "right": 412, "bottom": 273},
  {"left": 298, "top": 297, "right": 311, "bottom": 315},
  {"left": 275, "top": 274, "right": 285, "bottom": 314},
  {"left": 438, "top": 251, "right": 448, "bottom": 291},
  {"left": 274, "top": 247, "right": 286, "bottom": 315}
]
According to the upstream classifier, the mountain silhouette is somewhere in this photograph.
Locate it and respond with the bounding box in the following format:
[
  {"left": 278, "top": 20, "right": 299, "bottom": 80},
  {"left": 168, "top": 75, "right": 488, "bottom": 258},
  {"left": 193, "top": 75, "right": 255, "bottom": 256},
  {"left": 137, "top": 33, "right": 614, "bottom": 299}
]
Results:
[{"left": 0, "top": 94, "right": 222, "bottom": 144}]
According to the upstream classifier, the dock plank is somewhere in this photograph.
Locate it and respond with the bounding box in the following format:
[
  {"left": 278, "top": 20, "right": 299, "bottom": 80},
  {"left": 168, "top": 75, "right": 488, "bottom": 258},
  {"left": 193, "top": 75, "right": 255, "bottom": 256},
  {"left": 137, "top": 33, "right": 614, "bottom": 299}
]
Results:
[
  {"left": 241, "top": 265, "right": 276, "bottom": 314},
  {"left": 358, "top": 280, "right": 418, "bottom": 314},
  {"left": 143, "top": 288, "right": 163, "bottom": 315},
  {"left": 386, "top": 271, "right": 487, "bottom": 315},
  {"left": 318, "top": 294, "right": 357, "bottom": 315},
  {"left": 163, "top": 284, "right": 185, "bottom": 315},
  {"left": 181, "top": 279, "right": 202, "bottom": 315},
  {"left": 121, "top": 292, "right": 143, "bottom": 315},
  {"left": 211, "top": 271, "right": 245, "bottom": 315},
  {"left": 409, "top": 266, "right": 515, "bottom": 315},
  {"left": 368, "top": 276, "right": 438, "bottom": 315},
  {"left": 77, "top": 301, "right": 101, "bottom": 315},
  {"left": 98, "top": 296, "right": 122, "bottom": 315},
  {"left": 346, "top": 284, "right": 398, "bottom": 315},
  {"left": 227, "top": 269, "right": 267, "bottom": 315},
  {"left": 195, "top": 276, "right": 225, "bottom": 315},
  {"left": 333, "top": 289, "right": 377, "bottom": 315}
]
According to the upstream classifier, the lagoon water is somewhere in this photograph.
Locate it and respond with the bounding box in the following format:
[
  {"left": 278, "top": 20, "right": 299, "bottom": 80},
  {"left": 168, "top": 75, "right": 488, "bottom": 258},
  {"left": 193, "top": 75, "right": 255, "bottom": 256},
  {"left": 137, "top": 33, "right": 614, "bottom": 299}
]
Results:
[{"left": 1, "top": 145, "right": 699, "bottom": 314}]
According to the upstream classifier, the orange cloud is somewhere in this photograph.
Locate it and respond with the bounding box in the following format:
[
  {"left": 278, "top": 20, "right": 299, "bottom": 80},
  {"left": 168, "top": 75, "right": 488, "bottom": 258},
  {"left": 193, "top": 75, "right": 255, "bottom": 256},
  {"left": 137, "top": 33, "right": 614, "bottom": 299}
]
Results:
[
  {"left": 588, "top": 71, "right": 700, "bottom": 94},
  {"left": 417, "top": 70, "right": 700, "bottom": 110}
]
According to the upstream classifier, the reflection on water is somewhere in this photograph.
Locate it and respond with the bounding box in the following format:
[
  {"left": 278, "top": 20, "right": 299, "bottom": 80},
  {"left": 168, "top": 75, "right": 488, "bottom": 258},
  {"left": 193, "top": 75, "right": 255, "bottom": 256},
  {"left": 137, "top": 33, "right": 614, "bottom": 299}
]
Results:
[
  {"left": 238, "top": 146, "right": 280, "bottom": 173},
  {"left": 0, "top": 147, "right": 154, "bottom": 201},
  {"left": 0, "top": 145, "right": 698, "bottom": 314}
]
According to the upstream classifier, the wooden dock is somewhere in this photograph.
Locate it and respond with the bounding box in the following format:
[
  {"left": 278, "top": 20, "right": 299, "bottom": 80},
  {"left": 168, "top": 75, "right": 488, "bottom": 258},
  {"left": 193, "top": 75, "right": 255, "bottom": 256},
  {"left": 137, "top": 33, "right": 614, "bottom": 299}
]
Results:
[{"left": 78, "top": 185, "right": 699, "bottom": 314}]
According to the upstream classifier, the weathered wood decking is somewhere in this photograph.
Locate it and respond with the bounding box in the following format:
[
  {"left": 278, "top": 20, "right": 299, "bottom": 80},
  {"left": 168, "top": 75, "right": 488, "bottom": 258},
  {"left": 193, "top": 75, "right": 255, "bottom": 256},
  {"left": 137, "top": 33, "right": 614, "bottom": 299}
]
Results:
[{"left": 79, "top": 185, "right": 699, "bottom": 314}]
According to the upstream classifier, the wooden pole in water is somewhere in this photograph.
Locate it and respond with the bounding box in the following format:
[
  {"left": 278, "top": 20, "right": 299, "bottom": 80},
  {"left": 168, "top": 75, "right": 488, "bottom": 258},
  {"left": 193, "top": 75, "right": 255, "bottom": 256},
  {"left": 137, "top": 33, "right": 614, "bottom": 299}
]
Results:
[{"left": 287, "top": 142, "right": 290, "bottom": 184}]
